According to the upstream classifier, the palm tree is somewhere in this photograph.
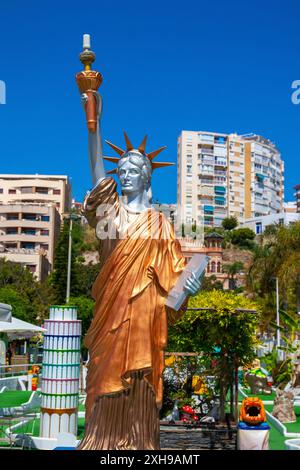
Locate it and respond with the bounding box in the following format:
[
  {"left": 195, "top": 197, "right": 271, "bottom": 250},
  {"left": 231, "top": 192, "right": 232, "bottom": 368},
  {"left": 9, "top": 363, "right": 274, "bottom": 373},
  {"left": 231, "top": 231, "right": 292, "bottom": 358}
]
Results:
[
  {"left": 247, "top": 221, "right": 300, "bottom": 328},
  {"left": 223, "top": 261, "right": 244, "bottom": 290}
]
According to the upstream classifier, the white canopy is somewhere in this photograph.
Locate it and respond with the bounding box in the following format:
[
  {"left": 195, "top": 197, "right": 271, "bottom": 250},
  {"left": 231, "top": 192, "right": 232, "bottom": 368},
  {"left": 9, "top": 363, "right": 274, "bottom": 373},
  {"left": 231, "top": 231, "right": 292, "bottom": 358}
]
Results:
[
  {"left": 0, "top": 316, "right": 46, "bottom": 339},
  {"left": 0, "top": 303, "right": 12, "bottom": 323}
]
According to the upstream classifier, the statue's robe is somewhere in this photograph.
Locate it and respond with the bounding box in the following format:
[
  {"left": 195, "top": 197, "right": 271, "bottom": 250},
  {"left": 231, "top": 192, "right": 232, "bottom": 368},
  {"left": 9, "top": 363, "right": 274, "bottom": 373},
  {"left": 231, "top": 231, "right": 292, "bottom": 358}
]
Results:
[{"left": 78, "top": 178, "right": 186, "bottom": 450}]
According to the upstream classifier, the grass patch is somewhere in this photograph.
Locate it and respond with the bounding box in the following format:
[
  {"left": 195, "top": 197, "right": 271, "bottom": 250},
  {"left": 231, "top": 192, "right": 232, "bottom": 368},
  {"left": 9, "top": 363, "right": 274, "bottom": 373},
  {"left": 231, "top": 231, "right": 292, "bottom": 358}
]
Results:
[{"left": 0, "top": 391, "right": 33, "bottom": 408}]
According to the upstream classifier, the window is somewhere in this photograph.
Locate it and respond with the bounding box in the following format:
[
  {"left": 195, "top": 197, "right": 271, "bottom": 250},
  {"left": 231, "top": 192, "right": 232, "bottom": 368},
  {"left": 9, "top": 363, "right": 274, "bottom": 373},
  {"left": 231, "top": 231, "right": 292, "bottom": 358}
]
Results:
[
  {"left": 22, "top": 228, "right": 36, "bottom": 235},
  {"left": 41, "top": 215, "right": 50, "bottom": 222},
  {"left": 211, "top": 261, "right": 216, "bottom": 273},
  {"left": 5, "top": 243, "right": 17, "bottom": 249},
  {"left": 36, "top": 187, "right": 49, "bottom": 194},
  {"left": 40, "top": 229, "right": 49, "bottom": 236},
  {"left": 9, "top": 189, "right": 16, "bottom": 194},
  {"left": 0, "top": 188, "right": 3, "bottom": 194},
  {"left": 7, "top": 213, "right": 18, "bottom": 220},
  {"left": 21, "top": 242, "right": 35, "bottom": 249},
  {"left": 23, "top": 213, "right": 37, "bottom": 220},
  {"left": 21, "top": 187, "right": 33, "bottom": 194},
  {"left": 53, "top": 189, "right": 61, "bottom": 195},
  {"left": 255, "top": 222, "right": 262, "bottom": 234},
  {"left": 6, "top": 228, "right": 18, "bottom": 235}
]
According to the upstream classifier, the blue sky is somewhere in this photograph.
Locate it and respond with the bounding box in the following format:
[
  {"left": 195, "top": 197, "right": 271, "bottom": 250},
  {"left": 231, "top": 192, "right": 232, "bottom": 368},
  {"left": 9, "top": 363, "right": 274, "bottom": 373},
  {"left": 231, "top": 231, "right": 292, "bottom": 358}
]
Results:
[{"left": 0, "top": 0, "right": 299, "bottom": 203}]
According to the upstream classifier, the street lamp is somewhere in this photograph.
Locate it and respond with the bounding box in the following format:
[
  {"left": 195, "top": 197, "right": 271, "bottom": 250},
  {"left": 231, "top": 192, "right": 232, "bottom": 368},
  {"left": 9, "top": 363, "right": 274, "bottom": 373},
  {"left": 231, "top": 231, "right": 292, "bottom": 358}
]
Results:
[
  {"left": 275, "top": 277, "right": 280, "bottom": 350},
  {"left": 63, "top": 213, "right": 81, "bottom": 304}
]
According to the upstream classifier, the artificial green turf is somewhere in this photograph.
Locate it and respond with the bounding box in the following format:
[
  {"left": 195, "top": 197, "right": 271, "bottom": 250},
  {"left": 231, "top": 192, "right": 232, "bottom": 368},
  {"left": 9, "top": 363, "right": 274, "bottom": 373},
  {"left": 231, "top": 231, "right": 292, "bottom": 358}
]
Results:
[
  {"left": 268, "top": 422, "right": 287, "bottom": 450},
  {"left": 238, "top": 389, "right": 275, "bottom": 402},
  {"left": 247, "top": 392, "right": 276, "bottom": 401},
  {"left": 7, "top": 417, "right": 86, "bottom": 439},
  {"left": 0, "top": 391, "right": 33, "bottom": 408}
]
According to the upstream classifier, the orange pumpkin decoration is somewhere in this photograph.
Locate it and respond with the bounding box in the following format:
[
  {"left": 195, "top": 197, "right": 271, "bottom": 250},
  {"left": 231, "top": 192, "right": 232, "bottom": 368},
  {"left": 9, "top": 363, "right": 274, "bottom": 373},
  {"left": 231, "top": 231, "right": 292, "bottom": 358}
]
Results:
[{"left": 239, "top": 397, "right": 266, "bottom": 426}]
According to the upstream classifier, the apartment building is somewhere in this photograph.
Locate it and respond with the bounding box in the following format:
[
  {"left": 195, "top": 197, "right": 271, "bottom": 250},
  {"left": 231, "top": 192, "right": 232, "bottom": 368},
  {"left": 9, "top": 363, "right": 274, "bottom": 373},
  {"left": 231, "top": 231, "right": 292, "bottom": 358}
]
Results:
[
  {"left": 177, "top": 131, "right": 284, "bottom": 227},
  {"left": 0, "top": 204, "right": 61, "bottom": 280},
  {"left": 0, "top": 175, "right": 71, "bottom": 280},
  {"left": 0, "top": 174, "right": 71, "bottom": 215}
]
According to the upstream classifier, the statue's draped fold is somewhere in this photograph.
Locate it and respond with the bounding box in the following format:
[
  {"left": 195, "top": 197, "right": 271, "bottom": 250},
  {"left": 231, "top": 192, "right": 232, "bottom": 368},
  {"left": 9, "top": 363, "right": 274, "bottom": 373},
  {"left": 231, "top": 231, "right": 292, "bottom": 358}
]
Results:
[{"left": 78, "top": 178, "right": 186, "bottom": 450}]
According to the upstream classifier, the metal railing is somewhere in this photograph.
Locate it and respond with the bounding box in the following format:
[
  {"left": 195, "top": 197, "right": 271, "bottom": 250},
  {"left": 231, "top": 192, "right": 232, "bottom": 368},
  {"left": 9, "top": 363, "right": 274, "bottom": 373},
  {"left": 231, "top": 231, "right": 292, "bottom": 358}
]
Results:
[{"left": 0, "top": 363, "right": 43, "bottom": 379}]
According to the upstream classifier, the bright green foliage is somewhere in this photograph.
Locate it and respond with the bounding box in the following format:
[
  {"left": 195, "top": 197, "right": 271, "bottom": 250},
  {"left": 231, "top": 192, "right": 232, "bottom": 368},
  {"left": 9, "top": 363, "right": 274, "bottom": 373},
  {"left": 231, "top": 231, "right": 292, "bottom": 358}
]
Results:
[{"left": 168, "top": 290, "right": 260, "bottom": 420}]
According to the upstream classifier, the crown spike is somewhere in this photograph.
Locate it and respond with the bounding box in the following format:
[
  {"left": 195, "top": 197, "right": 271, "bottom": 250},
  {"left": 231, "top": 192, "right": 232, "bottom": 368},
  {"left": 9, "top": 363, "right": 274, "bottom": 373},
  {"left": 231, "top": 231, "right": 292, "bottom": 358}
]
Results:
[
  {"left": 124, "top": 131, "right": 134, "bottom": 151},
  {"left": 103, "top": 156, "right": 120, "bottom": 163},
  {"left": 105, "top": 140, "right": 125, "bottom": 156},
  {"left": 147, "top": 146, "right": 167, "bottom": 161},
  {"left": 138, "top": 135, "right": 148, "bottom": 154},
  {"left": 151, "top": 161, "right": 174, "bottom": 170},
  {"left": 106, "top": 168, "right": 118, "bottom": 175}
]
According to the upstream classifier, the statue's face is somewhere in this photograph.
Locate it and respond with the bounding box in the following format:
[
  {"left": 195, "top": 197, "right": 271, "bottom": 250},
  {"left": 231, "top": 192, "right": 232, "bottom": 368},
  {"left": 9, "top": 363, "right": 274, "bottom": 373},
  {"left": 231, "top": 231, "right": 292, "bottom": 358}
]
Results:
[{"left": 118, "top": 159, "right": 144, "bottom": 195}]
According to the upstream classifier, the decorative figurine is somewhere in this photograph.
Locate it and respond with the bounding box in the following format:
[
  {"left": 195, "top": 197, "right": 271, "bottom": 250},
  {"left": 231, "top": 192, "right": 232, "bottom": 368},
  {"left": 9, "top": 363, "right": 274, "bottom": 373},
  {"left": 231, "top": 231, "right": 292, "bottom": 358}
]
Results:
[{"left": 76, "top": 35, "right": 203, "bottom": 450}]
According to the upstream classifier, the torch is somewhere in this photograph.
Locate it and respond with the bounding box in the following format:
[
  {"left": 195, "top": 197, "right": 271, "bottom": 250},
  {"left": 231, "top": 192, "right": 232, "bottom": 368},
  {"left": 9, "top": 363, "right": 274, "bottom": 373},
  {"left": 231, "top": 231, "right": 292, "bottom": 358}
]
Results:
[{"left": 75, "top": 34, "right": 103, "bottom": 133}]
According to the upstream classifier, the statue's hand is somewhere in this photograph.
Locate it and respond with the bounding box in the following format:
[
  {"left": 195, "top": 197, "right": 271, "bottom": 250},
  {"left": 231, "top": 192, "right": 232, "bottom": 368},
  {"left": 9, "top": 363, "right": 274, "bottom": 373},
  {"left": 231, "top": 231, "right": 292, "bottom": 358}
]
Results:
[
  {"left": 80, "top": 91, "right": 103, "bottom": 119},
  {"left": 81, "top": 93, "right": 88, "bottom": 110},
  {"left": 183, "top": 272, "right": 202, "bottom": 297}
]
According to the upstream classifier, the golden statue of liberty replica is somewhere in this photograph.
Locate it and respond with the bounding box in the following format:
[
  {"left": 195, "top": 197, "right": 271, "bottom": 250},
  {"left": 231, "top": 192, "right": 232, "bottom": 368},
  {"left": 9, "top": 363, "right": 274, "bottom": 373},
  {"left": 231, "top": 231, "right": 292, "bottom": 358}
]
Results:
[{"left": 76, "top": 35, "right": 203, "bottom": 450}]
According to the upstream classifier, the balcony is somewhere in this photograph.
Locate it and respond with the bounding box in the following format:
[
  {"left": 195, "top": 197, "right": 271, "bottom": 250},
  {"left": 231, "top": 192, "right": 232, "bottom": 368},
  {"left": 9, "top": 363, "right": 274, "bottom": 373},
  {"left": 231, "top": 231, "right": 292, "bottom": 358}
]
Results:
[
  {"left": 214, "top": 185, "right": 226, "bottom": 196},
  {"left": 0, "top": 219, "right": 51, "bottom": 229},
  {"left": 215, "top": 170, "right": 227, "bottom": 176},
  {"left": 215, "top": 160, "right": 227, "bottom": 167},
  {"left": 215, "top": 196, "right": 226, "bottom": 206}
]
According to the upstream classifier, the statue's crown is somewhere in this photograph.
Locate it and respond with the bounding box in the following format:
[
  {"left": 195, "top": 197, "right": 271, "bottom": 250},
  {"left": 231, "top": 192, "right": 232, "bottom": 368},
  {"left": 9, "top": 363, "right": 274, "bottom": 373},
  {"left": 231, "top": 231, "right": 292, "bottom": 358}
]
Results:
[{"left": 103, "top": 132, "right": 174, "bottom": 175}]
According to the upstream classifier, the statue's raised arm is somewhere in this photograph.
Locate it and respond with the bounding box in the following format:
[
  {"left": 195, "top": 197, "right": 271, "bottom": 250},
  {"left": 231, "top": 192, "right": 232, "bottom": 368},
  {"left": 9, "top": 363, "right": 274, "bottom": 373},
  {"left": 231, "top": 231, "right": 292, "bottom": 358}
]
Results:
[
  {"left": 81, "top": 91, "right": 105, "bottom": 185},
  {"left": 76, "top": 34, "right": 105, "bottom": 186}
]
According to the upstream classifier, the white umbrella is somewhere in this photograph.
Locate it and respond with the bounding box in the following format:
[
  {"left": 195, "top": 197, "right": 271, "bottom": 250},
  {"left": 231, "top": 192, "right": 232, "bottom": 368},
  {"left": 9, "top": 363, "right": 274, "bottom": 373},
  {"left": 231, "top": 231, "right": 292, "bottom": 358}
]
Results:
[{"left": 0, "top": 316, "right": 46, "bottom": 339}]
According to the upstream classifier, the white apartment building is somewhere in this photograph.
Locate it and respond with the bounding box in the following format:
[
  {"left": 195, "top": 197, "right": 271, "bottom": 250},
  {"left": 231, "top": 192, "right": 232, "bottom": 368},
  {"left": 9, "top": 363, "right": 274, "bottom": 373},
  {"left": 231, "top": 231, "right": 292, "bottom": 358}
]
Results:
[
  {"left": 0, "top": 174, "right": 71, "bottom": 215},
  {"left": 243, "top": 211, "right": 299, "bottom": 235},
  {"left": 0, "top": 175, "right": 71, "bottom": 280},
  {"left": 0, "top": 204, "right": 61, "bottom": 281},
  {"left": 177, "top": 131, "right": 284, "bottom": 227}
]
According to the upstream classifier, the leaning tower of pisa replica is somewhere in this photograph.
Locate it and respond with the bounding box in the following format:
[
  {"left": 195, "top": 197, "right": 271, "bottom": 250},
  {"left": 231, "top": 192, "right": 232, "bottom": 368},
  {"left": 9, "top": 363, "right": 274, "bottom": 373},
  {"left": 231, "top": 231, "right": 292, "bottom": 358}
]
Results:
[{"left": 40, "top": 306, "right": 82, "bottom": 438}]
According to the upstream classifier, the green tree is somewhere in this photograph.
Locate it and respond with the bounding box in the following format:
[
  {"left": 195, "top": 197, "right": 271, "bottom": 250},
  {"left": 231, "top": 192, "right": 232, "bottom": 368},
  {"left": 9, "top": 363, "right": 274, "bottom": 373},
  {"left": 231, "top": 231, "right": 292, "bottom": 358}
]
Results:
[
  {"left": 247, "top": 222, "right": 300, "bottom": 328},
  {"left": 222, "top": 217, "right": 238, "bottom": 231},
  {"left": 75, "top": 263, "right": 101, "bottom": 297},
  {"left": 0, "top": 286, "right": 34, "bottom": 323},
  {"left": 0, "top": 259, "right": 54, "bottom": 323},
  {"left": 223, "top": 261, "right": 244, "bottom": 290},
  {"left": 230, "top": 228, "right": 255, "bottom": 248},
  {"left": 50, "top": 219, "right": 82, "bottom": 304},
  {"left": 68, "top": 296, "right": 95, "bottom": 356},
  {"left": 168, "top": 290, "right": 260, "bottom": 421}
]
